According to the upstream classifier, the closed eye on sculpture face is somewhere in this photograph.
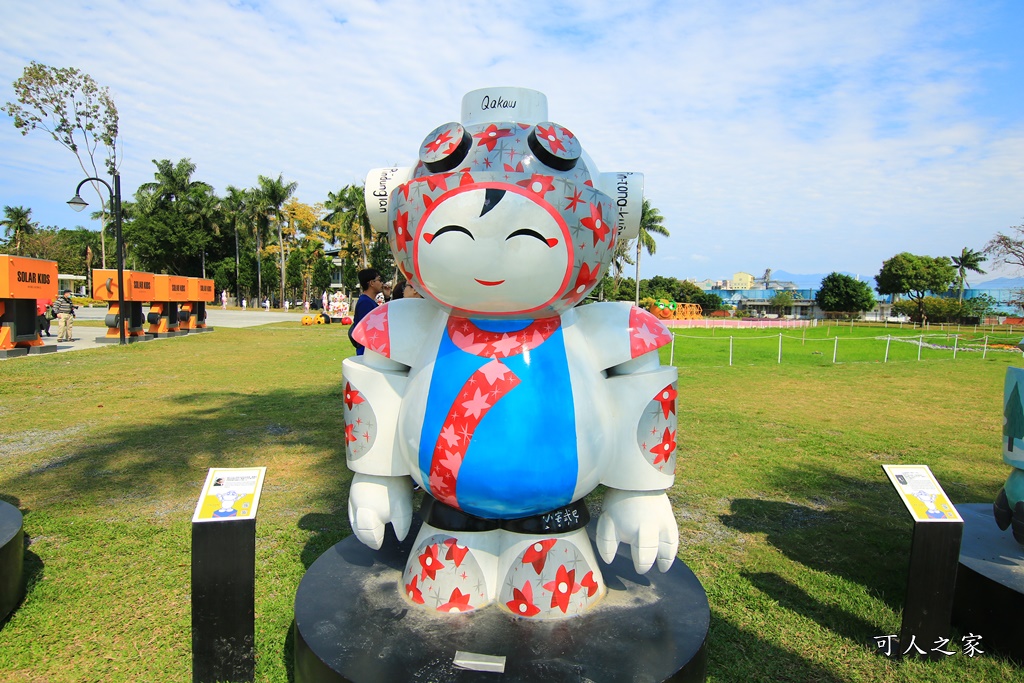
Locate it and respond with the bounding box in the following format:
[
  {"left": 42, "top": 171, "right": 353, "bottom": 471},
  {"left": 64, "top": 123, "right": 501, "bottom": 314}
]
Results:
[
  {"left": 507, "top": 228, "right": 559, "bottom": 248},
  {"left": 424, "top": 224, "right": 473, "bottom": 243}
]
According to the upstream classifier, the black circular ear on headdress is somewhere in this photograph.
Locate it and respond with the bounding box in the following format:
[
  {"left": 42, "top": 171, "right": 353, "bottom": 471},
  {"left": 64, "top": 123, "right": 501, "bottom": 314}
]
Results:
[
  {"left": 419, "top": 122, "right": 472, "bottom": 172},
  {"left": 528, "top": 122, "right": 581, "bottom": 171}
]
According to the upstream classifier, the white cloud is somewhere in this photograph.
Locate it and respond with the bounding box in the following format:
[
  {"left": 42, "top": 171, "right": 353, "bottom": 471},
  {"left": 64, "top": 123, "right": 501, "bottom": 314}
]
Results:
[{"left": 1, "top": 0, "right": 1021, "bottom": 281}]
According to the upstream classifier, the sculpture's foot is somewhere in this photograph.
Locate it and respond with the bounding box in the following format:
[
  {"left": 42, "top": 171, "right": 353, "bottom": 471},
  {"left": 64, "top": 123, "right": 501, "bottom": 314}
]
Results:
[
  {"left": 994, "top": 487, "right": 1012, "bottom": 531},
  {"left": 497, "top": 527, "right": 605, "bottom": 619},
  {"left": 401, "top": 523, "right": 499, "bottom": 613},
  {"left": 996, "top": 470, "right": 1024, "bottom": 544},
  {"left": 400, "top": 497, "right": 606, "bottom": 618}
]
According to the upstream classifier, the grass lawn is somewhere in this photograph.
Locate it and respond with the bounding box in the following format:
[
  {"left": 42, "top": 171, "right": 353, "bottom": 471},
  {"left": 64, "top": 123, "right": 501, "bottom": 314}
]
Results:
[{"left": 0, "top": 320, "right": 1021, "bottom": 682}]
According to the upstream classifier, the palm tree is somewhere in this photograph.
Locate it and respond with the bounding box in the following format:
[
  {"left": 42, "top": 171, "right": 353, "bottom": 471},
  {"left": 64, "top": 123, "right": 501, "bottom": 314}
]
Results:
[
  {"left": 325, "top": 185, "right": 370, "bottom": 267},
  {"left": 186, "top": 188, "right": 221, "bottom": 277},
  {"left": 951, "top": 247, "right": 987, "bottom": 304},
  {"left": 1, "top": 205, "right": 37, "bottom": 255},
  {"left": 633, "top": 199, "right": 669, "bottom": 305},
  {"left": 140, "top": 158, "right": 211, "bottom": 208},
  {"left": 222, "top": 185, "right": 248, "bottom": 302},
  {"left": 256, "top": 173, "right": 298, "bottom": 307}
]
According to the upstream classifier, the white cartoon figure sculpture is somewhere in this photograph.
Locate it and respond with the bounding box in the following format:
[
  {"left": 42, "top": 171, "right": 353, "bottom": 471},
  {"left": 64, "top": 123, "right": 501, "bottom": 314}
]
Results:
[{"left": 343, "top": 87, "right": 679, "bottom": 619}]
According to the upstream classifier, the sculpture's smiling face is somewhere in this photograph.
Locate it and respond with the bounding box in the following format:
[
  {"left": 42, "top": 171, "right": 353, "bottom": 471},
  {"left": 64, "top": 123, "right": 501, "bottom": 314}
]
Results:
[{"left": 413, "top": 183, "right": 571, "bottom": 316}]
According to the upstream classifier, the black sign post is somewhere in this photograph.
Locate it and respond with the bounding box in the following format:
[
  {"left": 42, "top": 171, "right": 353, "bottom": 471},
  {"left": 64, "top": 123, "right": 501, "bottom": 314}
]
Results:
[
  {"left": 191, "top": 468, "right": 266, "bottom": 683},
  {"left": 883, "top": 465, "right": 964, "bottom": 660}
]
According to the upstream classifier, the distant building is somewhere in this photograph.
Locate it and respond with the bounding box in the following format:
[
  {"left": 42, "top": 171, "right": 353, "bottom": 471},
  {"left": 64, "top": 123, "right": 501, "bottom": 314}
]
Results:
[
  {"left": 323, "top": 247, "right": 348, "bottom": 292},
  {"left": 730, "top": 272, "right": 755, "bottom": 289}
]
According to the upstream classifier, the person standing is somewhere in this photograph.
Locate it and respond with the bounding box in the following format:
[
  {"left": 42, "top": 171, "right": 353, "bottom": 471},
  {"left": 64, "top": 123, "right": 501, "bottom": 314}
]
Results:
[
  {"left": 53, "top": 290, "right": 76, "bottom": 342},
  {"left": 36, "top": 298, "right": 53, "bottom": 337},
  {"left": 349, "top": 268, "right": 383, "bottom": 356}
]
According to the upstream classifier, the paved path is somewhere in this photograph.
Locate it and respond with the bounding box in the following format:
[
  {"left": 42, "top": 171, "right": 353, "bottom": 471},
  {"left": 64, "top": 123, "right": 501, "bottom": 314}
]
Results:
[{"left": 5, "top": 307, "right": 322, "bottom": 358}]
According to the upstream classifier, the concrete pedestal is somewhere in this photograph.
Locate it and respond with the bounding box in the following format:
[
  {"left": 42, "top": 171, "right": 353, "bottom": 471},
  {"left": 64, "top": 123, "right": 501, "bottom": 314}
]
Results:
[
  {"left": 0, "top": 500, "right": 25, "bottom": 622},
  {"left": 294, "top": 520, "right": 709, "bottom": 683},
  {"left": 953, "top": 503, "right": 1024, "bottom": 662}
]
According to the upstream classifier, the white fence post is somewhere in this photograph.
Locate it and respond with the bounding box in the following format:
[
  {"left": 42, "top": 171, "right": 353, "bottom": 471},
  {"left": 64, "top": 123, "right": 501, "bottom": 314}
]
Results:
[
  {"left": 778, "top": 333, "right": 782, "bottom": 364},
  {"left": 983, "top": 335, "right": 989, "bottom": 359},
  {"left": 729, "top": 336, "right": 734, "bottom": 367},
  {"left": 918, "top": 335, "right": 923, "bottom": 361},
  {"left": 833, "top": 336, "right": 838, "bottom": 364},
  {"left": 953, "top": 335, "right": 959, "bottom": 360},
  {"left": 885, "top": 335, "right": 891, "bottom": 363}
]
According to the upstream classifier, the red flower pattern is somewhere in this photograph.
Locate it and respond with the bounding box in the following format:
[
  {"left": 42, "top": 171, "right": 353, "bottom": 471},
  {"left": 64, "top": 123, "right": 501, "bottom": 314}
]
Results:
[
  {"left": 535, "top": 124, "right": 566, "bottom": 154},
  {"left": 443, "top": 538, "right": 469, "bottom": 567},
  {"left": 650, "top": 427, "right": 677, "bottom": 465},
  {"left": 438, "top": 588, "right": 473, "bottom": 613},
  {"left": 343, "top": 382, "right": 364, "bottom": 410},
  {"left": 521, "top": 539, "right": 557, "bottom": 574},
  {"left": 393, "top": 210, "right": 412, "bottom": 252},
  {"left": 543, "top": 565, "right": 581, "bottom": 613},
  {"left": 516, "top": 173, "right": 555, "bottom": 198},
  {"left": 581, "top": 571, "right": 599, "bottom": 598},
  {"left": 472, "top": 124, "right": 513, "bottom": 152},
  {"left": 506, "top": 582, "right": 541, "bottom": 617},
  {"left": 580, "top": 203, "right": 610, "bottom": 245},
  {"left": 562, "top": 262, "right": 600, "bottom": 305},
  {"left": 655, "top": 384, "right": 678, "bottom": 419},
  {"left": 426, "top": 173, "right": 452, "bottom": 192},
  {"left": 424, "top": 128, "right": 454, "bottom": 153},
  {"left": 405, "top": 575, "right": 424, "bottom": 604},
  {"left": 418, "top": 543, "right": 445, "bottom": 581}
]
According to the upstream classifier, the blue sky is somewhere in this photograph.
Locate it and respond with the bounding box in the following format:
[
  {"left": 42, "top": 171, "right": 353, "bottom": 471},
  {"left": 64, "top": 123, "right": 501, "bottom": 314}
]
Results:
[{"left": 1, "top": 0, "right": 1022, "bottom": 283}]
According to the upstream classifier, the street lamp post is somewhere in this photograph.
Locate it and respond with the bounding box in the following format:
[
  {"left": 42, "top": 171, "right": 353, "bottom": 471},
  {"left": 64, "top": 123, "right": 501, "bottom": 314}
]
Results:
[{"left": 68, "top": 174, "right": 126, "bottom": 345}]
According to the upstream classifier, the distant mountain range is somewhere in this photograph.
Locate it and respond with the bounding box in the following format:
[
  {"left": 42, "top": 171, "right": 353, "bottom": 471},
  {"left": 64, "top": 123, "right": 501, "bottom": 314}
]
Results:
[{"left": 970, "top": 277, "right": 1024, "bottom": 289}]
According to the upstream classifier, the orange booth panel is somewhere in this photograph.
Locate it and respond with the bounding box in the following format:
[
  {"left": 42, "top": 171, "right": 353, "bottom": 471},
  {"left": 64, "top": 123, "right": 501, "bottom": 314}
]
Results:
[
  {"left": 1, "top": 255, "right": 58, "bottom": 300},
  {"left": 92, "top": 269, "right": 157, "bottom": 302},
  {"left": 183, "top": 278, "right": 217, "bottom": 302},
  {"left": 198, "top": 278, "right": 215, "bottom": 303},
  {"left": 152, "top": 275, "right": 190, "bottom": 302}
]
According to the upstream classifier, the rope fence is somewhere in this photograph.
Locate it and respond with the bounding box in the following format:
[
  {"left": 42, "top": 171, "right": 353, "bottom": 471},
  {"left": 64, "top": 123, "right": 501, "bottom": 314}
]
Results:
[{"left": 666, "top": 330, "right": 1021, "bottom": 367}]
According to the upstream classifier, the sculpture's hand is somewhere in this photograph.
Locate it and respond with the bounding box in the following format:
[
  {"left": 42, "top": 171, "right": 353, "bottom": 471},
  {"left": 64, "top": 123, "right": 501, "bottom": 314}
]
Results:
[
  {"left": 347, "top": 473, "right": 413, "bottom": 550},
  {"left": 596, "top": 489, "right": 679, "bottom": 574}
]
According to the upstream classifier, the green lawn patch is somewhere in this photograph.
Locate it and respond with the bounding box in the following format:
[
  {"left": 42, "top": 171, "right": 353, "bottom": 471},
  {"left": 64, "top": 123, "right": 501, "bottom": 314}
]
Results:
[{"left": 0, "top": 322, "right": 1020, "bottom": 681}]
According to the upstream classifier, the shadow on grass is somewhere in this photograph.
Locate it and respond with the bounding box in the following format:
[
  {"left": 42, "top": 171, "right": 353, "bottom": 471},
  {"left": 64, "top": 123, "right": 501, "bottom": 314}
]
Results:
[
  {"left": 0, "top": 387, "right": 350, "bottom": 506},
  {"left": 0, "top": 495, "right": 44, "bottom": 633},
  {"left": 297, "top": 509, "right": 349, "bottom": 569},
  {"left": 283, "top": 619, "right": 296, "bottom": 683},
  {"left": 743, "top": 571, "right": 879, "bottom": 646},
  {"left": 707, "top": 609, "right": 847, "bottom": 682},
  {"left": 721, "top": 487, "right": 911, "bottom": 613}
]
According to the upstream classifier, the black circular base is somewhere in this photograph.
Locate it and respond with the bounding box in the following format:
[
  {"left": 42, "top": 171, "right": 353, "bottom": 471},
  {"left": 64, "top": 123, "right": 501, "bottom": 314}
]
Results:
[
  {"left": 0, "top": 500, "right": 25, "bottom": 622},
  {"left": 953, "top": 503, "right": 1024, "bottom": 663},
  {"left": 94, "top": 335, "right": 152, "bottom": 344},
  {"left": 294, "top": 520, "right": 708, "bottom": 683}
]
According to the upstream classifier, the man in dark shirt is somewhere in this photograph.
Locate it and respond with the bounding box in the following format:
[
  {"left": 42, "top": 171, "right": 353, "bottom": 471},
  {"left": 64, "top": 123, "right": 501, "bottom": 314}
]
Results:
[{"left": 349, "top": 269, "right": 383, "bottom": 356}]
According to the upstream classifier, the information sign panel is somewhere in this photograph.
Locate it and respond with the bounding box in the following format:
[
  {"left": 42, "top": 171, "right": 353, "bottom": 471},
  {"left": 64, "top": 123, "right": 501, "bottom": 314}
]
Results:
[
  {"left": 192, "top": 467, "right": 266, "bottom": 523},
  {"left": 883, "top": 464, "right": 962, "bottom": 522}
]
